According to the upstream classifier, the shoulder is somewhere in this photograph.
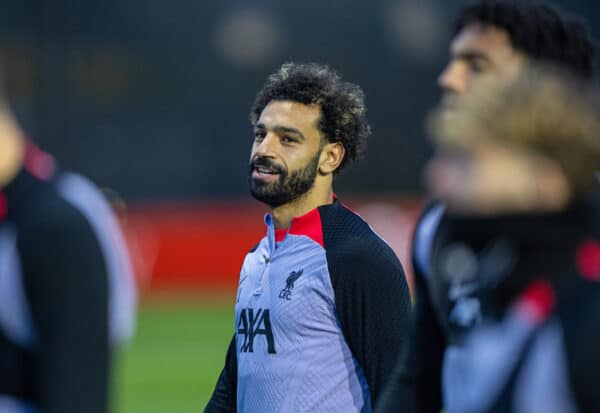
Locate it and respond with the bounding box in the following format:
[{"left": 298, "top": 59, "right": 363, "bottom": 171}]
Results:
[
  {"left": 413, "top": 201, "right": 446, "bottom": 241},
  {"left": 413, "top": 200, "right": 446, "bottom": 279},
  {"left": 241, "top": 238, "right": 266, "bottom": 270},
  {"left": 319, "top": 201, "right": 404, "bottom": 279},
  {"left": 320, "top": 201, "right": 393, "bottom": 252},
  {"left": 248, "top": 241, "right": 261, "bottom": 254},
  {"left": 17, "top": 179, "right": 99, "bottom": 246}
]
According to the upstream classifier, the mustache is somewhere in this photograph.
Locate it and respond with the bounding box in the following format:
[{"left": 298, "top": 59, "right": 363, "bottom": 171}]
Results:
[
  {"left": 440, "top": 91, "right": 459, "bottom": 109},
  {"left": 249, "top": 157, "right": 286, "bottom": 175}
]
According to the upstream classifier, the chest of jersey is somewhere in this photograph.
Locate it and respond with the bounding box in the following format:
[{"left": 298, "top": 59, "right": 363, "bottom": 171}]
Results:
[
  {"left": 234, "top": 234, "right": 337, "bottom": 358},
  {"left": 231, "top": 208, "right": 379, "bottom": 412}
]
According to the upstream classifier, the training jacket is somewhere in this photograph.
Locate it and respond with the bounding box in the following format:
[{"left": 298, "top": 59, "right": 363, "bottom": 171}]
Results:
[
  {"left": 206, "top": 199, "right": 412, "bottom": 413},
  {"left": 0, "top": 143, "right": 136, "bottom": 413},
  {"left": 378, "top": 199, "right": 600, "bottom": 413}
]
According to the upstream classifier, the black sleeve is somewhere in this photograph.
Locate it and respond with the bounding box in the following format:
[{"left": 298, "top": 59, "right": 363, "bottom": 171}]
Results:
[
  {"left": 329, "top": 242, "right": 412, "bottom": 407},
  {"left": 205, "top": 336, "right": 237, "bottom": 413},
  {"left": 560, "top": 279, "right": 600, "bottom": 413},
  {"left": 376, "top": 202, "right": 447, "bottom": 413},
  {"left": 0, "top": 331, "right": 35, "bottom": 401},
  {"left": 18, "top": 204, "right": 110, "bottom": 413},
  {"left": 375, "top": 267, "right": 445, "bottom": 413}
]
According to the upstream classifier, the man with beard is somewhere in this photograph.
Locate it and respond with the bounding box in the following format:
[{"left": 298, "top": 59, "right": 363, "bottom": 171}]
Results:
[
  {"left": 424, "top": 65, "right": 600, "bottom": 413},
  {"left": 205, "top": 62, "right": 411, "bottom": 413},
  {"left": 376, "top": 1, "right": 596, "bottom": 412}
]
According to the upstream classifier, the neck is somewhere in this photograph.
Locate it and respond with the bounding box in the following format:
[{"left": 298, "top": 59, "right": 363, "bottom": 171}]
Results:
[
  {"left": 271, "top": 180, "right": 334, "bottom": 229},
  {"left": 0, "top": 109, "right": 25, "bottom": 189}
]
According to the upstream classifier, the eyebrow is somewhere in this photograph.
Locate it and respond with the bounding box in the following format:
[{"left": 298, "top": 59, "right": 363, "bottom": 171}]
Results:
[
  {"left": 453, "top": 50, "right": 492, "bottom": 63},
  {"left": 255, "top": 123, "right": 305, "bottom": 141}
]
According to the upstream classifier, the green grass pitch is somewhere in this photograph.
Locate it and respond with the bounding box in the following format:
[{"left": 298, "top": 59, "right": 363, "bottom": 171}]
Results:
[{"left": 114, "top": 294, "right": 235, "bottom": 413}]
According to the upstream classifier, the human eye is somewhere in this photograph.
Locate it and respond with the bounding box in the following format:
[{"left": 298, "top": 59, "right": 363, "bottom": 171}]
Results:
[
  {"left": 281, "top": 135, "right": 297, "bottom": 145},
  {"left": 469, "top": 58, "right": 489, "bottom": 74},
  {"left": 254, "top": 130, "right": 266, "bottom": 142}
]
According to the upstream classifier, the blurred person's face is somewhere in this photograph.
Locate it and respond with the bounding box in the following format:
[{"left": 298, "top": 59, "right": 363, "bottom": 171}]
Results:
[
  {"left": 438, "top": 23, "right": 526, "bottom": 110},
  {"left": 249, "top": 100, "right": 324, "bottom": 208},
  {"left": 425, "top": 141, "right": 572, "bottom": 215},
  {"left": 0, "top": 106, "right": 24, "bottom": 188}
]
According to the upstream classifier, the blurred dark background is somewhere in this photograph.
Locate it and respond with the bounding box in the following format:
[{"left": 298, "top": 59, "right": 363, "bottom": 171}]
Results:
[{"left": 1, "top": 0, "right": 599, "bottom": 201}]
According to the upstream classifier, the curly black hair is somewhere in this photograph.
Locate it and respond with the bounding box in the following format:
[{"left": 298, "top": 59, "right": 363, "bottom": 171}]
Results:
[
  {"left": 455, "top": 0, "right": 596, "bottom": 80},
  {"left": 250, "top": 62, "right": 371, "bottom": 172}
]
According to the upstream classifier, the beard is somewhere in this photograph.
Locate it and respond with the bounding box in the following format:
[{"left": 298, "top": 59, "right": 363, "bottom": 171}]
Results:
[{"left": 249, "top": 151, "right": 321, "bottom": 208}]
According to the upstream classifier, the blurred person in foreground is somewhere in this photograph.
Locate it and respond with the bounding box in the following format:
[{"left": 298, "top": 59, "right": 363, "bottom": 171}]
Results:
[
  {"left": 422, "top": 65, "right": 600, "bottom": 412},
  {"left": 205, "top": 62, "right": 411, "bottom": 413},
  {"left": 376, "top": 1, "right": 596, "bottom": 412},
  {"left": 0, "top": 81, "right": 136, "bottom": 411}
]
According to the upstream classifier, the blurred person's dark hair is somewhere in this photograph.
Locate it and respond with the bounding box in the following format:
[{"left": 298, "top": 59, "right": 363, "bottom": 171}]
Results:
[
  {"left": 250, "top": 62, "right": 371, "bottom": 172},
  {"left": 429, "top": 63, "right": 600, "bottom": 196},
  {"left": 456, "top": 0, "right": 596, "bottom": 80}
]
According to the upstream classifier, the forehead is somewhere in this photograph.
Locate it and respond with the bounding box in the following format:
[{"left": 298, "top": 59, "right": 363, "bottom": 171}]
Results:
[
  {"left": 451, "top": 23, "right": 515, "bottom": 60},
  {"left": 257, "top": 100, "right": 322, "bottom": 130}
]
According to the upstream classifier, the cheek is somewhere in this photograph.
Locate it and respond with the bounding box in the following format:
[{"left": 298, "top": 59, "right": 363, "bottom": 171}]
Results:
[
  {"left": 249, "top": 143, "right": 260, "bottom": 159},
  {"left": 286, "top": 149, "right": 315, "bottom": 170}
]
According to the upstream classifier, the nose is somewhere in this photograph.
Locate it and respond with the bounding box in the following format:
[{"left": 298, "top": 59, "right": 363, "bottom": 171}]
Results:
[
  {"left": 252, "top": 132, "right": 278, "bottom": 159},
  {"left": 438, "top": 61, "right": 466, "bottom": 95}
]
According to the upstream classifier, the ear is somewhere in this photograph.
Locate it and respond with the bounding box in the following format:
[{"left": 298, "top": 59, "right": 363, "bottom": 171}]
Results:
[{"left": 318, "top": 141, "right": 345, "bottom": 175}]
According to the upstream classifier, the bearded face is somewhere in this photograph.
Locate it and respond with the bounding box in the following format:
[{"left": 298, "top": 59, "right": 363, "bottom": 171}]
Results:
[{"left": 249, "top": 148, "right": 320, "bottom": 208}]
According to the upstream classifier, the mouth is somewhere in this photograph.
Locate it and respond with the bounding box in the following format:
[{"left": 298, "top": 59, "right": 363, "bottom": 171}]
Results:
[
  {"left": 251, "top": 163, "right": 282, "bottom": 182},
  {"left": 440, "top": 99, "right": 456, "bottom": 111},
  {"left": 440, "top": 95, "right": 458, "bottom": 111}
]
